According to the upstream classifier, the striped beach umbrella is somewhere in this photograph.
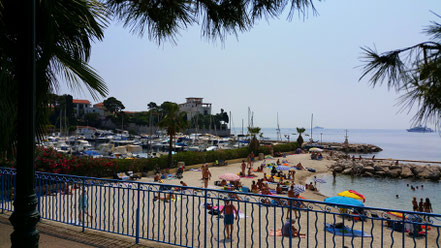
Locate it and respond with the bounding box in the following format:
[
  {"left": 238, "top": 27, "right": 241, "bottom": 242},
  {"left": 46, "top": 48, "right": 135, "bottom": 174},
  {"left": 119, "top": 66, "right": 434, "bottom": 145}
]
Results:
[
  {"left": 293, "top": 185, "right": 306, "bottom": 195},
  {"left": 314, "top": 178, "right": 327, "bottom": 184}
]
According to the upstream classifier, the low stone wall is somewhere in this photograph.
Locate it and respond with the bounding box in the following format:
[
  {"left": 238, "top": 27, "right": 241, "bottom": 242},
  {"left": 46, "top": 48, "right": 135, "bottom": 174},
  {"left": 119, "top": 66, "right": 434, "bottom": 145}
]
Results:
[{"left": 330, "top": 158, "right": 441, "bottom": 181}]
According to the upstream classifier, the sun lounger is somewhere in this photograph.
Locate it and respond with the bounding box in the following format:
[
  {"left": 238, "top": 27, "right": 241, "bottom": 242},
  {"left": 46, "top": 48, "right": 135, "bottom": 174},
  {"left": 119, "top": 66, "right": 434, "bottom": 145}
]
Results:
[{"left": 116, "top": 172, "right": 130, "bottom": 180}]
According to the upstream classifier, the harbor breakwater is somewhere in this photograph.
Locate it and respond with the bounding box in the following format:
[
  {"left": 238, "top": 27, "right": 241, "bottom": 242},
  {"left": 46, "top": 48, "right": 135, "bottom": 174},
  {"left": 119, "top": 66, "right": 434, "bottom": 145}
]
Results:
[{"left": 329, "top": 153, "right": 441, "bottom": 181}]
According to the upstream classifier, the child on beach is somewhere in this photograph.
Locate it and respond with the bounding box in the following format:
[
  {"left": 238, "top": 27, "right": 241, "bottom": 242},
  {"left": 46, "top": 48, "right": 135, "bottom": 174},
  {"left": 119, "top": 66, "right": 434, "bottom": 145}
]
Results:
[
  {"left": 78, "top": 189, "right": 92, "bottom": 223},
  {"left": 220, "top": 200, "right": 238, "bottom": 240}
]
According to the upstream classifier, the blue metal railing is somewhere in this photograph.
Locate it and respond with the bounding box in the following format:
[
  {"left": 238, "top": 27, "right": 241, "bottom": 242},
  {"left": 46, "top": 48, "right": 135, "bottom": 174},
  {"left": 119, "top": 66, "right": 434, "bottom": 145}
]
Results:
[{"left": 1, "top": 167, "right": 441, "bottom": 247}]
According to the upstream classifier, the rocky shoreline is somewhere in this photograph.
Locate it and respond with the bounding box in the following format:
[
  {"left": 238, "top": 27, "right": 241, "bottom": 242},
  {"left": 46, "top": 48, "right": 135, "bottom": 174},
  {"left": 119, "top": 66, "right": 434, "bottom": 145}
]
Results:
[
  {"left": 320, "top": 142, "right": 382, "bottom": 153},
  {"left": 329, "top": 152, "right": 441, "bottom": 181}
]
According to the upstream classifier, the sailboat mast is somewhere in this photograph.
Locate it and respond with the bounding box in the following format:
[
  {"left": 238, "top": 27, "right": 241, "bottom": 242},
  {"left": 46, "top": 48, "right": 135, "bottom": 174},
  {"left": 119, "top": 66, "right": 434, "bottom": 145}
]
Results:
[
  {"left": 310, "top": 113, "right": 313, "bottom": 143},
  {"left": 149, "top": 110, "right": 153, "bottom": 153}
]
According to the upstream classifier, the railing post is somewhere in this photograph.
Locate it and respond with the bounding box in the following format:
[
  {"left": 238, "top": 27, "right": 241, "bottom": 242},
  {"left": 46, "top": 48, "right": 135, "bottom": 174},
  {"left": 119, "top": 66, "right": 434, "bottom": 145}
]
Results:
[
  {"left": 82, "top": 177, "right": 85, "bottom": 232},
  {"left": 135, "top": 183, "right": 140, "bottom": 244},
  {"left": 204, "top": 188, "right": 207, "bottom": 248},
  {"left": 1, "top": 173, "right": 3, "bottom": 213}
]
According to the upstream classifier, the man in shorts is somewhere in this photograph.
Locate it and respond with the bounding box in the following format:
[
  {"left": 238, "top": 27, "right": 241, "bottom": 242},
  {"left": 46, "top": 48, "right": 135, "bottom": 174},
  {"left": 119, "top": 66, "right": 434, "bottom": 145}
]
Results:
[{"left": 220, "top": 200, "right": 237, "bottom": 240}]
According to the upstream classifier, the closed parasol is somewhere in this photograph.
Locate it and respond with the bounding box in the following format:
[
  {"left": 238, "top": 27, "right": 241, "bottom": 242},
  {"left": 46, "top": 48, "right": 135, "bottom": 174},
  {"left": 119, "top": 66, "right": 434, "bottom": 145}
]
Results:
[
  {"left": 219, "top": 173, "right": 240, "bottom": 181},
  {"left": 337, "top": 190, "right": 366, "bottom": 203}
]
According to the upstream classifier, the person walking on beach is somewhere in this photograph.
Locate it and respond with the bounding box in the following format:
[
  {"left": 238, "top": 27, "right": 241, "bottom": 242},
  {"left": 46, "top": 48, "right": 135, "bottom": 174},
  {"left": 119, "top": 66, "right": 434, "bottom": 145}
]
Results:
[
  {"left": 202, "top": 164, "right": 211, "bottom": 188},
  {"left": 220, "top": 200, "right": 237, "bottom": 241},
  {"left": 78, "top": 189, "right": 92, "bottom": 223}
]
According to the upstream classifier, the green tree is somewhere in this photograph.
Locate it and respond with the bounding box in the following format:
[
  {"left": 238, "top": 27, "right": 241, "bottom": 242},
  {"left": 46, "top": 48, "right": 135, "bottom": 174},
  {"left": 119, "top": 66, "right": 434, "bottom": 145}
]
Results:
[
  {"left": 296, "top": 127, "right": 306, "bottom": 146},
  {"left": 360, "top": 15, "right": 441, "bottom": 129},
  {"left": 158, "top": 102, "right": 188, "bottom": 167},
  {"left": 103, "top": 97, "right": 125, "bottom": 115}
]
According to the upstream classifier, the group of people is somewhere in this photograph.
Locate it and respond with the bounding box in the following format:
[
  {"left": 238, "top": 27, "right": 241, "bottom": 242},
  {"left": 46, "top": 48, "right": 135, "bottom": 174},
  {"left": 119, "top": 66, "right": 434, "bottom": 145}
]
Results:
[
  {"left": 310, "top": 152, "right": 323, "bottom": 160},
  {"left": 412, "top": 197, "right": 433, "bottom": 218}
]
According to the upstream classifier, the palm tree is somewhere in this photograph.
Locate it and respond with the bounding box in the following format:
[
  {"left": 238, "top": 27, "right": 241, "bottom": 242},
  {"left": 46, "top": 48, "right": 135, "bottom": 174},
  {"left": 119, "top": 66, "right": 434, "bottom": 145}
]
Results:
[
  {"left": 296, "top": 127, "right": 306, "bottom": 146},
  {"left": 0, "top": 0, "right": 108, "bottom": 156},
  {"left": 248, "top": 127, "right": 262, "bottom": 153},
  {"left": 360, "top": 15, "right": 441, "bottom": 130},
  {"left": 158, "top": 102, "right": 188, "bottom": 168}
]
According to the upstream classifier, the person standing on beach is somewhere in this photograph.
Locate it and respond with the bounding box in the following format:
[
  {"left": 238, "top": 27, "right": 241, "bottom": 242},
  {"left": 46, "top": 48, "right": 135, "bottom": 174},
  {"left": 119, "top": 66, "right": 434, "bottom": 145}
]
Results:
[
  {"left": 241, "top": 160, "right": 246, "bottom": 176},
  {"left": 202, "top": 164, "right": 211, "bottom": 188},
  {"left": 220, "top": 200, "right": 237, "bottom": 240},
  {"left": 423, "top": 198, "right": 433, "bottom": 221},
  {"left": 412, "top": 197, "right": 418, "bottom": 212},
  {"left": 418, "top": 198, "right": 424, "bottom": 212},
  {"left": 78, "top": 189, "right": 92, "bottom": 223},
  {"left": 250, "top": 152, "right": 255, "bottom": 167}
]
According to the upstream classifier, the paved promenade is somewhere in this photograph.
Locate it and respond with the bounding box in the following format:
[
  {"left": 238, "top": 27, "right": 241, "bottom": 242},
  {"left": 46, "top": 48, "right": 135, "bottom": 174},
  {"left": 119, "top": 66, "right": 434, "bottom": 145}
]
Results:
[{"left": 0, "top": 214, "right": 172, "bottom": 248}]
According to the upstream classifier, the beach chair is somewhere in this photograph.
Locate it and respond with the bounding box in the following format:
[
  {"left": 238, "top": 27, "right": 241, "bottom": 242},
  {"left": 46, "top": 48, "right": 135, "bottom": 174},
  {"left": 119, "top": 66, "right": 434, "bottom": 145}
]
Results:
[{"left": 116, "top": 172, "right": 130, "bottom": 180}]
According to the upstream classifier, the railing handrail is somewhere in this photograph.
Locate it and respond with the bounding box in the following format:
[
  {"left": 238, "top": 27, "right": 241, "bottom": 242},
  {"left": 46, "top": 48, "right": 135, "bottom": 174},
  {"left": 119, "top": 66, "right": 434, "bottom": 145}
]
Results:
[{"left": 1, "top": 166, "right": 440, "bottom": 218}]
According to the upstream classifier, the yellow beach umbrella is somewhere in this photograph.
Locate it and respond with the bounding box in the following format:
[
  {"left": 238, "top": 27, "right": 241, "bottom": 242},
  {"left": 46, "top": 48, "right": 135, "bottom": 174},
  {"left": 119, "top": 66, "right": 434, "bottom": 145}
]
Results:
[{"left": 337, "top": 190, "right": 365, "bottom": 203}]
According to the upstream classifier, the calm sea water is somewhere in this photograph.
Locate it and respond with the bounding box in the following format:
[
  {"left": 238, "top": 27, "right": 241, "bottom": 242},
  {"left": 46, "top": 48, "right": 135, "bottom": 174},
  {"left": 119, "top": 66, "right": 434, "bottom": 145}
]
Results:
[
  {"left": 314, "top": 174, "right": 441, "bottom": 214},
  {"left": 258, "top": 128, "right": 441, "bottom": 161}
]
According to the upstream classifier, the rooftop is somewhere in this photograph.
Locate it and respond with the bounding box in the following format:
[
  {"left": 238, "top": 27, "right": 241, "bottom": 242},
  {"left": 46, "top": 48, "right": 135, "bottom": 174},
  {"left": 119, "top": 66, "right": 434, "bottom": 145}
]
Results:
[{"left": 72, "top": 99, "right": 91, "bottom": 104}]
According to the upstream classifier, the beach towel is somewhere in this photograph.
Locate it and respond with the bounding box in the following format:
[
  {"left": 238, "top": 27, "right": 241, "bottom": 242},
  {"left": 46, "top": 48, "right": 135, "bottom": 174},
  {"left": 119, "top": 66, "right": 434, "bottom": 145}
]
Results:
[
  {"left": 239, "top": 175, "right": 256, "bottom": 178},
  {"left": 189, "top": 168, "right": 202, "bottom": 172},
  {"left": 324, "top": 224, "right": 372, "bottom": 237},
  {"left": 269, "top": 229, "right": 305, "bottom": 238}
]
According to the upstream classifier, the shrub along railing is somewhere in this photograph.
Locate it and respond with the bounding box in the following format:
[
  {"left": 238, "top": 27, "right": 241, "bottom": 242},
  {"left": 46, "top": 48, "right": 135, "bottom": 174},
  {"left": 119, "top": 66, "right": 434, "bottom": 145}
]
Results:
[
  {"left": 0, "top": 142, "right": 300, "bottom": 178},
  {"left": 2, "top": 167, "right": 439, "bottom": 247}
]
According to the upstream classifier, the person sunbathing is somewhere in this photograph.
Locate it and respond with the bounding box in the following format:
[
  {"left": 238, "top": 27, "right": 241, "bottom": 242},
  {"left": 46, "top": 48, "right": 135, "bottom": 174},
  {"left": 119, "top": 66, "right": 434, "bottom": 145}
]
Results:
[
  {"left": 247, "top": 168, "right": 257, "bottom": 177},
  {"left": 220, "top": 179, "right": 227, "bottom": 187},
  {"left": 251, "top": 181, "right": 259, "bottom": 193},
  {"left": 256, "top": 163, "right": 264, "bottom": 172},
  {"left": 154, "top": 193, "right": 175, "bottom": 202},
  {"left": 154, "top": 173, "right": 161, "bottom": 182},
  {"left": 296, "top": 163, "right": 305, "bottom": 170},
  {"left": 282, "top": 219, "right": 305, "bottom": 238}
]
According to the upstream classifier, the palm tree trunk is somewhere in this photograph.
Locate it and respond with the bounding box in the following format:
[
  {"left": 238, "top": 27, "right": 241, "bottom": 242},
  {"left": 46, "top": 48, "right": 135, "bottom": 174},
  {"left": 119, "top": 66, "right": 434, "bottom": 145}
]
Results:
[{"left": 168, "top": 134, "right": 173, "bottom": 167}]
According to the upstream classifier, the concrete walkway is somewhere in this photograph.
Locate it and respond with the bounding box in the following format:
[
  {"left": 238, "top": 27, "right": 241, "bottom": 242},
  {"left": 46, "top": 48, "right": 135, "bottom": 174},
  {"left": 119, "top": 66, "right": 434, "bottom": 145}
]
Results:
[{"left": 0, "top": 214, "right": 173, "bottom": 248}]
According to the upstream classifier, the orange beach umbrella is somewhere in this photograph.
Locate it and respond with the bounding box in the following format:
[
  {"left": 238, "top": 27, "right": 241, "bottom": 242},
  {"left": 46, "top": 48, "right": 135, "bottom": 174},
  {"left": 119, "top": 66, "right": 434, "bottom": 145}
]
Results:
[{"left": 337, "top": 190, "right": 366, "bottom": 203}]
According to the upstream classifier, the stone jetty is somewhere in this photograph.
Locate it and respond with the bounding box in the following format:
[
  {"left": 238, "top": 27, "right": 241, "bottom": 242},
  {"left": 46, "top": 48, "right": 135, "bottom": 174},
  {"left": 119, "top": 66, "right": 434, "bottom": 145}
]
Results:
[
  {"left": 328, "top": 152, "right": 441, "bottom": 181},
  {"left": 320, "top": 142, "right": 382, "bottom": 153}
]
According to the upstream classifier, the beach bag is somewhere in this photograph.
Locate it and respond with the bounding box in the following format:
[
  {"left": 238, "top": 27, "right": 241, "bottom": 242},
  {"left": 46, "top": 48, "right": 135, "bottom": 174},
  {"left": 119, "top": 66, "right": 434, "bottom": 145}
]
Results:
[{"left": 209, "top": 209, "right": 220, "bottom": 215}]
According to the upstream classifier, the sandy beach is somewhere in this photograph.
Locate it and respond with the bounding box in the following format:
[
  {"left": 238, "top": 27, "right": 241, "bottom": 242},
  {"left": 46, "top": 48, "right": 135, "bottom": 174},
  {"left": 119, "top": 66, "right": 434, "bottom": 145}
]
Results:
[{"left": 139, "top": 153, "right": 331, "bottom": 201}]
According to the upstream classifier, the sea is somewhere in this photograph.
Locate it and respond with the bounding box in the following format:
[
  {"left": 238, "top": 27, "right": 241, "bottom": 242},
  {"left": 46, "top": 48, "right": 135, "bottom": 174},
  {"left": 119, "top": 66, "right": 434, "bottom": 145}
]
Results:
[{"left": 257, "top": 128, "right": 441, "bottom": 214}]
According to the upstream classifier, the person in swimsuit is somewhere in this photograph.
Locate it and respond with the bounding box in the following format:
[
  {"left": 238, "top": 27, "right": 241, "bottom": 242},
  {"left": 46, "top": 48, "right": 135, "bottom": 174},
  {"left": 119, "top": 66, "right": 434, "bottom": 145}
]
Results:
[
  {"left": 202, "top": 164, "right": 211, "bottom": 188},
  {"left": 241, "top": 160, "right": 246, "bottom": 176},
  {"left": 220, "top": 200, "right": 237, "bottom": 240},
  {"left": 423, "top": 198, "right": 433, "bottom": 221},
  {"left": 78, "top": 189, "right": 92, "bottom": 223},
  {"left": 412, "top": 197, "right": 418, "bottom": 212}
]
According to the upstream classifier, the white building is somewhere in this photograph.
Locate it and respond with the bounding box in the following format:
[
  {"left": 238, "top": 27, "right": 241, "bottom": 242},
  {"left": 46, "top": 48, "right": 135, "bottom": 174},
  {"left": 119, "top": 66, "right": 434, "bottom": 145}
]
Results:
[
  {"left": 72, "top": 99, "right": 91, "bottom": 118},
  {"left": 179, "top": 97, "right": 212, "bottom": 120}
]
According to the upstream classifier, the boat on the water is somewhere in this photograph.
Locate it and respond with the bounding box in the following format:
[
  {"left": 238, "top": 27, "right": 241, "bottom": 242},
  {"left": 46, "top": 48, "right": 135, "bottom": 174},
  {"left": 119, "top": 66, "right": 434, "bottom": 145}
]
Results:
[{"left": 406, "top": 125, "right": 434, "bottom": 133}]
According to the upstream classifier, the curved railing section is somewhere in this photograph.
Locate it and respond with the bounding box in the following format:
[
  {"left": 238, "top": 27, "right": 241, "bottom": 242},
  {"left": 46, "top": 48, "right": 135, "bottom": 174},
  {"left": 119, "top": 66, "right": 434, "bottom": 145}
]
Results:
[{"left": 1, "top": 167, "right": 441, "bottom": 247}]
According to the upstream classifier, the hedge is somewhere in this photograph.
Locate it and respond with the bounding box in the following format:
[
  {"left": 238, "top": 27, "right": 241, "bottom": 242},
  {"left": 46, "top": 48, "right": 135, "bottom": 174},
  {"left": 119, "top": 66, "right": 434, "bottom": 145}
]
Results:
[{"left": 1, "top": 142, "right": 300, "bottom": 177}]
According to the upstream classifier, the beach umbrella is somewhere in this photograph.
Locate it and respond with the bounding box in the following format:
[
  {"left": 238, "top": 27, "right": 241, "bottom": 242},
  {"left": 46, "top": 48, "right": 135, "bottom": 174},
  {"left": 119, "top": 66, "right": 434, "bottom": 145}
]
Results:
[
  {"left": 386, "top": 211, "right": 407, "bottom": 219},
  {"left": 293, "top": 185, "right": 306, "bottom": 195},
  {"left": 337, "top": 190, "right": 365, "bottom": 203},
  {"left": 309, "top": 147, "right": 323, "bottom": 152},
  {"left": 314, "top": 178, "right": 327, "bottom": 184},
  {"left": 276, "top": 165, "right": 291, "bottom": 171},
  {"left": 219, "top": 173, "right": 240, "bottom": 181},
  {"left": 324, "top": 196, "right": 364, "bottom": 207}
]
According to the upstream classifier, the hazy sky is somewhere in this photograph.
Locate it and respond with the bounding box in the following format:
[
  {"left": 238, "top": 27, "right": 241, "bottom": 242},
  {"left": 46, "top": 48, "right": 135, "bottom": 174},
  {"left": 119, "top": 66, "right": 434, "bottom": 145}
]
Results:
[{"left": 59, "top": 0, "right": 440, "bottom": 129}]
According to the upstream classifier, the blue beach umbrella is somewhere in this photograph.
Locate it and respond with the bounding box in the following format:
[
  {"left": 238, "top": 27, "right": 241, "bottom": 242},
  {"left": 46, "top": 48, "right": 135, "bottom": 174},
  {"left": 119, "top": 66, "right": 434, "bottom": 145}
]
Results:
[
  {"left": 276, "top": 165, "right": 291, "bottom": 171},
  {"left": 324, "top": 196, "right": 364, "bottom": 207}
]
